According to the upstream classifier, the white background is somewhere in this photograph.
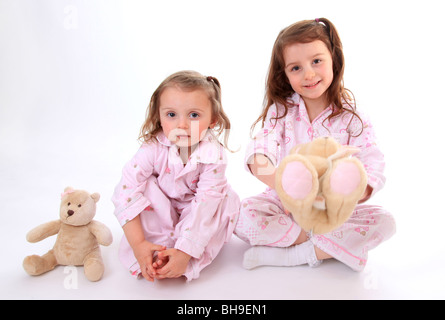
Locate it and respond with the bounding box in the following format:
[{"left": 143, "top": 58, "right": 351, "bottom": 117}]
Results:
[{"left": 1, "top": 0, "right": 444, "bottom": 299}]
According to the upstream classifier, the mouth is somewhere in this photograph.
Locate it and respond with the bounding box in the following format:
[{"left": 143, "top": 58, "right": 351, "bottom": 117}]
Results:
[{"left": 304, "top": 80, "right": 321, "bottom": 89}]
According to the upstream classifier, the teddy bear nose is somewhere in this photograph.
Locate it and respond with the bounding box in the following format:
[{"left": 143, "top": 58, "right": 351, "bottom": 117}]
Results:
[{"left": 67, "top": 210, "right": 74, "bottom": 216}]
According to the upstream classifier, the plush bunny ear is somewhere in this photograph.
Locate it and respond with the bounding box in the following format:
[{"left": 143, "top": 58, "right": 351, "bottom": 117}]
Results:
[
  {"left": 289, "top": 144, "right": 302, "bottom": 155},
  {"left": 328, "top": 146, "right": 361, "bottom": 161},
  {"left": 91, "top": 193, "right": 100, "bottom": 203}
]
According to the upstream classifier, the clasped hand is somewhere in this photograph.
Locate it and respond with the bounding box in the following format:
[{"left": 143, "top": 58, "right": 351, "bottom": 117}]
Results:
[{"left": 133, "top": 240, "right": 191, "bottom": 282}]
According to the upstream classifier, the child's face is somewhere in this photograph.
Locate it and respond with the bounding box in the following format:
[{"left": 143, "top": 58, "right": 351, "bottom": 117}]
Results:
[
  {"left": 159, "top": 86, "right": 215, "bottom": 149},
  {"left": 283, "top": 40, "right": 333, "bottom": 108}
]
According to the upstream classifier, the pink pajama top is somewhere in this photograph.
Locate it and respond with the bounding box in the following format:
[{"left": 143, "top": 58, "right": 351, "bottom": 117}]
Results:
[
  {"left": 112, "top": 131, "right": 238, "bottom": 259},
  {"left": 246, "top": 93, "right": 386, "bottom": 196}
]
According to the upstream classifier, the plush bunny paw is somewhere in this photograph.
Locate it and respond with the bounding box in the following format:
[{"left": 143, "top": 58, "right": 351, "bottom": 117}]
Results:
[
  {"left": 329, "top": 160, "right": 363, "bottom": 195},
  {"left": 275, "top": 155, "right": 319, "bottom": 227},
  {"left": 280, "top": 160, "right": 315, "bottom": 200},
  {"left": 319, "top": 158, "right": 367, "bottom": 233}
]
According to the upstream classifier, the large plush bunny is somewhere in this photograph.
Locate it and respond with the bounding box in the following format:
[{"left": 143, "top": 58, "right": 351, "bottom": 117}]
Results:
[{"left": 275, "top": 137, "right": 368, "bottom": 234}]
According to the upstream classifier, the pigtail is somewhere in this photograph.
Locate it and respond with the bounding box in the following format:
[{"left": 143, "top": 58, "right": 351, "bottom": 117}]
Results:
[
  {"left": 316, "top": 18, "right": 363, "bottom": 137},
  {"left": 205, "top": 75, "right": 235, "bottom": 152},
  {"left": 206, "top": 76, "right": 221, "bottom": 88},
  {"left": 139, "top": 85, "right": 163, "bottom": 143},
  {"left": 317, "top": 18, "right": 344, "bottom": 86}
]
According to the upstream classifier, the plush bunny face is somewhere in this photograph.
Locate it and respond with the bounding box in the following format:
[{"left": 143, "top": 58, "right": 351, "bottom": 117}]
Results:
[
  {"left": 59, "top": 188, "right": 100, "bottom": 226},
  {"left": 295, "top": 136, "right": 339, "bottom": 158}
]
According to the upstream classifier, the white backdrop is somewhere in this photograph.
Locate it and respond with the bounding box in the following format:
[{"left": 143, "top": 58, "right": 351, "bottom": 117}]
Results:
[{"left": 1, "top": 0, "right": 445, "bottom": 299}]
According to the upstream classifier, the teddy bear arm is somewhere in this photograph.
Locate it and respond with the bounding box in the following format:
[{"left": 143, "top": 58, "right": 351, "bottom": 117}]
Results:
[
  {"left": 26, "top": 220, "right": 62, "bottom": 243},
  {"left": 88, "top": 221, "right": 113, "bottom": 246}
]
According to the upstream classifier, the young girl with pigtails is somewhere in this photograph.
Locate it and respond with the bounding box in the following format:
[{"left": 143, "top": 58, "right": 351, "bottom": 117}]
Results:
[
  {"left": 112, "top": 71, "right": 240, "bottom": 282},
  {"left": 235, "top": 18, "right": 396, "bottom": 271}
]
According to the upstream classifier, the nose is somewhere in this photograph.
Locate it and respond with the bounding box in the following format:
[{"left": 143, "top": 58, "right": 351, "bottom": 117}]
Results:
[
  {"left": 304, "top": 67, "right": 316, "bottom": 80},
  {"left": 177, "top": 116, "right": 189, "bottom": 129},
  {"left": 67, "top": 210, "right": 74, "bottom": 216}
]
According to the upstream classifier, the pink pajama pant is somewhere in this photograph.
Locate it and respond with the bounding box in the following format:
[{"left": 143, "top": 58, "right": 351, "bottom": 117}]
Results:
[{"left": 234, "top": 189, "right": 396, "bottom": 271}]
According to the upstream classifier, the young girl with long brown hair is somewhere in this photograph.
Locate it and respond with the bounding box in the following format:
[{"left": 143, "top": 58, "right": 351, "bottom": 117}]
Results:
[
  {"left": 112, "top": 70, "right": 239, "bottom": 281},
  {"left": 235, "top": 18, "right": 396, "bottom": 271}
]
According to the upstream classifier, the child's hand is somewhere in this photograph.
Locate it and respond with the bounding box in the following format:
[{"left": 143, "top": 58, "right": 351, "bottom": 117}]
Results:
[
  {"left": 359, "top": 185, "right": 373, "bottom": 203},
  {"left": 132, "top": 240, "right": 166, "bottom": 282},
  {"left": 153, "top": 248, "right": 191, "bottom": 280}
]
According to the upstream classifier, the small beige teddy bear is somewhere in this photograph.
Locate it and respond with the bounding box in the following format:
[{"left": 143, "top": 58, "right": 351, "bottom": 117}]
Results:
[{"left": 23, "top": 187, "right": 113, "bottom": 281}]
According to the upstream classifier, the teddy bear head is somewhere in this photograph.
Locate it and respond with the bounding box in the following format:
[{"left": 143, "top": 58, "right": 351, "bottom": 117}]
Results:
[{"left": 59, "top": 187, "right": 100, "bottom": 226}]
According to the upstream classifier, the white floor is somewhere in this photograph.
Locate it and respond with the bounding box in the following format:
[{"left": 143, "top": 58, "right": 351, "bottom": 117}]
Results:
[
  {"left": 0, "top": 236, "right": 417, "bottom": 300},
  {"left": 2, "top": 0, "right": 445, "bottom": 301},
  {"left": 1, "top": 156, "right": 445, "bottom": 300},
  {"left": 4, "top": 227, "right": 445, "bottom": 300}
]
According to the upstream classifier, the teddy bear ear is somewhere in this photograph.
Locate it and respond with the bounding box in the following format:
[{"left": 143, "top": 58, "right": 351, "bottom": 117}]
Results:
[
  {"left": 64, "top": 186, "right": 74, "bottom": 193},
  {"left": 91, "top": 193, "right": 100, "bottom": 203}
]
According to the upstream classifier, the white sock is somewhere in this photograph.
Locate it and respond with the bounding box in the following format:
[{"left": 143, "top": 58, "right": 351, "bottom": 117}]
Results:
[{"left": 243, "top": 241, "right": 321, "bottom": 270}]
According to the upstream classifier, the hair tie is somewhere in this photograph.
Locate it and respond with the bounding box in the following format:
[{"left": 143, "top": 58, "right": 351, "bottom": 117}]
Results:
[
  {"left": 206, "top": 76, "right": 220, "bottom": 88},
  {"left": 315, "top": 18, "right": 320, "bottom": 23}
]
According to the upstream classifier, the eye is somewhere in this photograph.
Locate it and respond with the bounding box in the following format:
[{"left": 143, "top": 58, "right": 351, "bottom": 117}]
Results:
[
  {"left": 78, "top": 204, "right": 82, "bottom": 208},
  {"left": 167, "top": 112, "right": 176, "bottom": 118},
  {"left": 189, "top": 112, "right": 200, "bottom": 119},
  {"left": 313, "top": 59, "right": 322, "bottom": 64},
  {"left": 291, "top": 65, "right": 300, "bottom": 72},
  {"left": 67, "top": 202, "right": 71, "bottom": 206}
]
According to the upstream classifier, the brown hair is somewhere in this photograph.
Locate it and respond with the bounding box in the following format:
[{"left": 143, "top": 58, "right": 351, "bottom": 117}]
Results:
[
  {"left": 253, "top": 18, "right": 362, "bottom": 136},
  {"left": 139, "top": 70, "right": 232, "bottom": 150}
]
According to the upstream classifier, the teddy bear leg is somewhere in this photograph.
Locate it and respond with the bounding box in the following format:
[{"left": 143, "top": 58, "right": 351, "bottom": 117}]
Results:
[
  {"left": 23, "top": 249, "right": 58, "bottom": 276},
  {"left": 83, "top": 249, "right": 104, "bottom": 282},
  {"left": 319, "top": 158, "right": 367, "bottom": 233}
]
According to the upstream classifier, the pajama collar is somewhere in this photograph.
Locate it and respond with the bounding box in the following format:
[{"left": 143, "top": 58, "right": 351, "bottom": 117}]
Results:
[
  {"left": 288, "top": 92, "right": 341, "bottom": 126},
  {"left": 156, "top": 131, "right": 227, "bottom": 165}
]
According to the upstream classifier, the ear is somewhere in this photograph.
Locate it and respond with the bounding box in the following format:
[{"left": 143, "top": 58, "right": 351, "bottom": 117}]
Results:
[
  {"left": 289, "top": 144, "right": 302, "bottom": 155},
  {"left": 64, "top": 186, "right": 74, "bottom": 193},
  {"left": 328, "top": 146, "right": 361, "bottom": 161},
  {"left": 91, "top": 193, "right": 100, "bottom": 203},
  {"left": 209, "top": 120, "right": 217, "bottom": 129}
]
